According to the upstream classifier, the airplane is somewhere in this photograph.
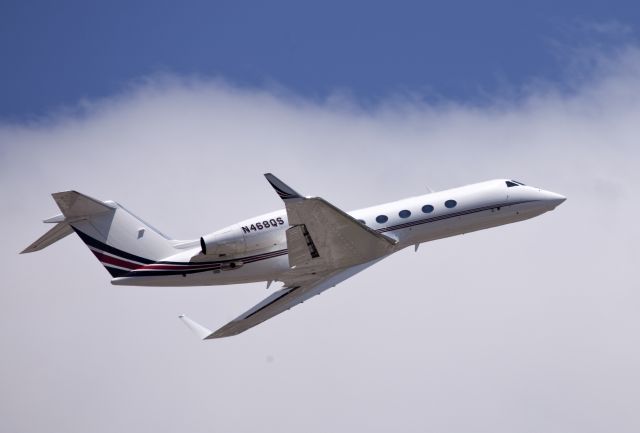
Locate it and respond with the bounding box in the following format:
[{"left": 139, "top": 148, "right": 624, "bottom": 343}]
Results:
[{"left": 21, "top": 174, "right": 566, "bottom": 339}]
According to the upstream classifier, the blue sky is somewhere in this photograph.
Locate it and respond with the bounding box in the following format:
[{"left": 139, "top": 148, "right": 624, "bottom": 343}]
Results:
[{"left": 2, "top": 0, "right": 639, "bottom": 120}]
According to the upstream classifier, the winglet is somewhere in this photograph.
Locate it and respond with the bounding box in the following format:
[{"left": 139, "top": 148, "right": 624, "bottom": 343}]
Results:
[
  {"left": 264, "top": 173, "right": 304, "bottom": 201},
  {"left": 178, "top": 315, "right": 213, "bottom": 340}
]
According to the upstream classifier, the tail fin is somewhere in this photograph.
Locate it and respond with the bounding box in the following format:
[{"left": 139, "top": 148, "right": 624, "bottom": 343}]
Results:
[{"left": 21, "top": 191, "right": 177, "bottom": 277}]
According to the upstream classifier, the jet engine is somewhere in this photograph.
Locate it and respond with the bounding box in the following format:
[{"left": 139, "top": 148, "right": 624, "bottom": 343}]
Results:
[{"left": 200, "top": 226, "right": 246, "bottom": 257}]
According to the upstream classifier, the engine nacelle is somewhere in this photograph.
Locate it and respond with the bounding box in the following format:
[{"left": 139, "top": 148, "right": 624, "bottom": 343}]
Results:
[
  {"left": 200, "top": 215, "right": 287, "bottom": 258},
  {"left": 200, "top": 226, "right": 247, "bottom": 257}
]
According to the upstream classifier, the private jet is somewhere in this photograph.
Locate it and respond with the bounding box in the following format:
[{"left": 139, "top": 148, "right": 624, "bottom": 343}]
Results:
[{"left": 22, "top": 174, "right": 565, "bottom": 339}]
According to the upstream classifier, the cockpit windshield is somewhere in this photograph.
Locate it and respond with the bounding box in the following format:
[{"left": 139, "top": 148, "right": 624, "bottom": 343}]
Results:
[{"left": 506, "top": 180, "right": 526, "bottom": 187}]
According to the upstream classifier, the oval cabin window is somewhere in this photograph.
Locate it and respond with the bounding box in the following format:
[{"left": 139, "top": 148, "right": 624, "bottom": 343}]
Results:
[
  {"left": 376, "top": 215, "right": 388, "bottom": 224},
  {"left": 445, "top": 200, "right": 457, "bottom": 209}
]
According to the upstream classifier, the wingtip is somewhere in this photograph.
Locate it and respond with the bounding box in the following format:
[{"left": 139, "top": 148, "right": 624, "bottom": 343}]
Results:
[
  {"left": 263, "top": 173, "right": 303, "bottom": 201},
  {"left": 178, "top": 314, "right": 213, "bottom": 340}
]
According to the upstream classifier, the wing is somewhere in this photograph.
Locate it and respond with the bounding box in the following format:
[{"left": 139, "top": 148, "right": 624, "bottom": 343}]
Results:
[
  {"left": 179, "top": 174, "right": 396, "bottom": 339},
  {"left": 264, "top": 173, "right": 396, "bottom": 272},
  {"left": 180, "top": 257, "right": 384, "bottom": 339}
]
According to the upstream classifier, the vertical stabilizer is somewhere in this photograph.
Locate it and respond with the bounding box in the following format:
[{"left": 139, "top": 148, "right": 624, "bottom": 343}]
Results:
[{"left": 22, "top": 191, "right": 178, "bottom": 278}]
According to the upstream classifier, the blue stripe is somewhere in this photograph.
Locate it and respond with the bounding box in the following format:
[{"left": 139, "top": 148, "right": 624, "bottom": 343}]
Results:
[
  {"left": 377, "top": 200, "right": 536, "bottom": 233},
  {"left": 72, "top": 227, "right": 154, "bottom": 264},
  {"left": 125, "top": 249, "right": 289, "bottom": 277}
]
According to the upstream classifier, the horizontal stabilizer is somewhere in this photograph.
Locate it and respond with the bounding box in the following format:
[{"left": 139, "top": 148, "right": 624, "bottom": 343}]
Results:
[
  {"left": 21, "top": 191, "right": 116, "bottom": 254},
  {"left": 52, "top": 190, "right": 114, "bottom": 219},
  {"left": 178, "top": 315, "right": 213, "bottom": 340},
  {"left": 21, "top": 222, "right": 74, "bottom": 254}
]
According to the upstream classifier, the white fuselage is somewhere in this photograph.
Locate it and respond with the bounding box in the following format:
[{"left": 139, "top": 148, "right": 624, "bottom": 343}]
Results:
[{"left": 111, "top": 179, "right": 565, "bottom": 287}]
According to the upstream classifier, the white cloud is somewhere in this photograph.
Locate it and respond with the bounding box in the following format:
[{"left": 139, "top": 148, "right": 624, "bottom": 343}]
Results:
[{"left": 1, "top": 45, "right": 640, "bottom": 433}]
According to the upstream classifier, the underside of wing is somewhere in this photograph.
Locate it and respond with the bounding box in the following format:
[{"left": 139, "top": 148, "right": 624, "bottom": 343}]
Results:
[
  {"left": 182, "top": 258, "right": 384, "bottom": 339},
  {"left": 179, "top": 174, "right": 395, "bottom": 340}
]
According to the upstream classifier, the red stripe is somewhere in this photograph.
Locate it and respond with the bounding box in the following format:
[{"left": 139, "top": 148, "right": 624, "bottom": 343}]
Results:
[
  {"left": 142, "top": 250, "right": 286, "bottom": 270},
  {"left": 117, "top": 248, "right": 290, "bottom": 276},
  {"left": 139, "top": 263, "right": 219, "bottom": 271},
  {"left": 92, "top": 251, "right": 139, "bottom": 270}
]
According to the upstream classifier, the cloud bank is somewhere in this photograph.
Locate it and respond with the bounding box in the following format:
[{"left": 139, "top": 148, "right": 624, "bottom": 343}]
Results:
[{"left": 1, "top": 45, "right": 640, "bottom": 433}]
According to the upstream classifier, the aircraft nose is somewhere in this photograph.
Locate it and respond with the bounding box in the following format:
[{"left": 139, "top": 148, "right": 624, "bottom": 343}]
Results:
[{"left": 541, "top": 190, "right": 566, "bottom": 208}]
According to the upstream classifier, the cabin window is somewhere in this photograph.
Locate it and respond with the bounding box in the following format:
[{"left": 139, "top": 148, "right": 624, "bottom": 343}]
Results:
[
  {"left": 445, "top": 200, "right": 457, "bottom": 209},
  {"left": 506, "top": 181, "right": 519, "bottom": 187},
  {"left": 376, "top": 215, "right": 388, "bottom": 224},
  {"left": 399, "top": 210, "right": 411, "bottom": 218},
  {"left": 422, "top": 204, "right": 434, "bottom": 213}
]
